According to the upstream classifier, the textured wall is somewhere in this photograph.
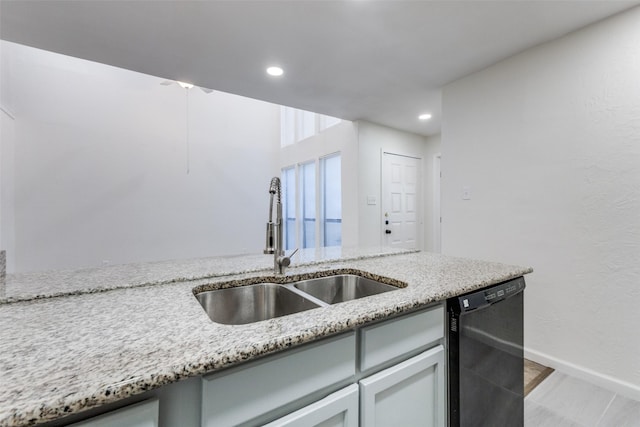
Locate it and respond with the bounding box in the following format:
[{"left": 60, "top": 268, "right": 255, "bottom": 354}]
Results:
[{"left": 441, "top": 7, "right": 640, "bottom": 397}]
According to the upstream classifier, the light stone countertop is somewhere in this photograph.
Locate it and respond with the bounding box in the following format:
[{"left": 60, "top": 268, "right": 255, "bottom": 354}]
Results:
[
  {"left": 0, "top": 247, "right": 412, "bottom": 303},
  {"left": 0, "top": 250, "right": 532, "bottom": 426}
]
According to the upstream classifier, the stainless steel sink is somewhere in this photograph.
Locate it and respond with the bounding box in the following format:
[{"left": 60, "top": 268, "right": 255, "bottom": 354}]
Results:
[
  {"left": 195, "top": 283, "right": 321, "bottom": 325},
  {"left": 293, "top": 274, "right": 399, "bottom": 304},
  {"left": 194, "top": 273, "right": 403, "bottom": 325}
]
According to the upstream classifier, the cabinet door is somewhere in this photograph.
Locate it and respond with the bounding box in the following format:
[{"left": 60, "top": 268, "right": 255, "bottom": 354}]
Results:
[
  {"left": 263, "top": 384, "right": 358, "bottom": 427},
  {"left": 359, "top": 345, "right": 445, "bottom": 427}
]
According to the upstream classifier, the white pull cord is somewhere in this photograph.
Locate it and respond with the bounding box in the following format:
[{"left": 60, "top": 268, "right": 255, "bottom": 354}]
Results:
[{"left": 185, "top": 88, "right": 190, "bottom": 175}]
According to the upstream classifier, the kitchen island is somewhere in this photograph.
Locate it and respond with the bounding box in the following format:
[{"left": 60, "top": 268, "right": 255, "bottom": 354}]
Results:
[{"left": 0, "top": 249, "right": 532, "bottom": 426}]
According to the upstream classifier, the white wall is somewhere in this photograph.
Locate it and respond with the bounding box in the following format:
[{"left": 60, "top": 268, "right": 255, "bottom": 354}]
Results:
[
  {"left": 442, "top": 7, "right": 640, "bottom": 398},
  {"left": 0, "top": 108, "right": 15, "bottom": 273},
  {"left": 0, "top": 42, "right": 16, "bottom": 272},
  {"left": 280, "top": 121, "right": 359, "bottom": 248},
  {"left": 1, "top": 41, "right": 280, "bottom": 273},
  {"left": 357, "top": 121, "right": 432, "bottom": 249},
  {"left": 423, "top": 134, "right": 441, "bottom": 253}
]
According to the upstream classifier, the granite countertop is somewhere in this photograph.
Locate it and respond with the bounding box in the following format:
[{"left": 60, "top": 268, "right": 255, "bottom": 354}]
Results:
[
  {"left": 0, "top": 250, "right": 532, "bottom": 426},
  {"left": 0, "top": 247, "right": 411, "bottom": 304}
]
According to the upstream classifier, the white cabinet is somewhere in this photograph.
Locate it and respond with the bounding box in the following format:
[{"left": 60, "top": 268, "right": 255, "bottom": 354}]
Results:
[
  {"left": 200, "top": 304, "right": 445, "bottom": 427},
  {"left": 359, "top": 345, "right": 445, "bottom": 427},
  {"left": 263, "top": 384, "right": 359, "bottom": 427},
  {"left": 70, "top": 399, "right": 159, "bottom": 427},
  {"left": 201, "top": 332, "right": 356, "bottom": 427}
]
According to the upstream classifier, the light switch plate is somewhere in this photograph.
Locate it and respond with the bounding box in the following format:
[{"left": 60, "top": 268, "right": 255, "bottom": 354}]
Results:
[
  {"left": 367, "top": 196, "right": 377, "bottom": 205},
  {"left": 462, "top": 186, "right": 472, "bottom": 200}
]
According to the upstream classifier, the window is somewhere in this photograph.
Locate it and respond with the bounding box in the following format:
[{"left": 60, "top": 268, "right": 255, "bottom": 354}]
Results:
[
  {"left": 320, "top": 154, "right": 341, "bottom": 247},
  {"left": 282, "top": 166, "right": 296, "bottom": 251},
  {"left": 301, "top": 161, "right": 316, "bottom": 249},
  {"left": 280, "top": 108, "right": 296, "bottom": 147},
  {"left": 299, "top": 110, "right": 316, "bottom": 142},
  {"left": 282, "top": 153, "right": 342, "bottom": 250},
  {"left": 319, "top": 114, "right": 341, "bottom": 131},
  {"left": 280, "top": 106, "right": 342, "bottom": 147}
]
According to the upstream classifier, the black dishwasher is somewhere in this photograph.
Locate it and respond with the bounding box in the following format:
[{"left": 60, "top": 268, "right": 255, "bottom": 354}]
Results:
[{"left": 447, "top": 276, "right": 525, "bottom": 427}]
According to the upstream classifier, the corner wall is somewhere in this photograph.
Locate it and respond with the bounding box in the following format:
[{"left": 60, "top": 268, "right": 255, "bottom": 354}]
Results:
[{"left": 441, "top": 7, "right": 640, "bottom": 397}]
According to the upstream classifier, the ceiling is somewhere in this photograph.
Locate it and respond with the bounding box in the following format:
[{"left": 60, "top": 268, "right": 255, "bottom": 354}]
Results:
[{"left": 1, "top": 0, "right": 638, "bottom": 136}]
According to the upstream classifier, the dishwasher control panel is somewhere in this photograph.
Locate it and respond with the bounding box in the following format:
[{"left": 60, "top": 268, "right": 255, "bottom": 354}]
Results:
[{"left": 451, "top": 276, "right": 525, "bottom": 314}]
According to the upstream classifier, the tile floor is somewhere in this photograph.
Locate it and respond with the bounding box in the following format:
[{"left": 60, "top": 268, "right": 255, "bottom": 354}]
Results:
[{"left": 525, "top": 371, "right": 640, "bottom": 426}]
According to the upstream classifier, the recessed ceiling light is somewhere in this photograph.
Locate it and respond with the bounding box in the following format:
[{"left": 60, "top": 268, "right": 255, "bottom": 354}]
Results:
[
  {"left": 266, "top": 66, "right": 284, "bottom": 77},
  {"left": 418, "top": 113, "right": 432, "bottom": 121},
  {"left": 177, "top": 81, "right": 194, "bottom": 89}
]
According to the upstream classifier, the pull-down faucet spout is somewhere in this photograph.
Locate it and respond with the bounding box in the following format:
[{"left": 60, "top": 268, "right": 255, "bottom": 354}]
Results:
[
  {"left": 264, "top": 177, "right": 280, "bottom": 256},
  {"left": 264, "top": 177, "right": 297, "bottom": 274}
]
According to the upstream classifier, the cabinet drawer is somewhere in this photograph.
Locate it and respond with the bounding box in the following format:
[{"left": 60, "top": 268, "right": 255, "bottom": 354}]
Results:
[
  {"left": 359, "top": 305, "right": 443, "bottom": 372},
  {"left": 70, "top": 399, "right": 159, "bottom": 427},
  {"left": 263, "top": 384, "right": 359, "bottom": 427},
  {"left": 202, "top": 332, "right": 356, "bottom": 427}
]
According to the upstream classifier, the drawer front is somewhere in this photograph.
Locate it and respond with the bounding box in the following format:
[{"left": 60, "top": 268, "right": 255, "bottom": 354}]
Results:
[
  {"left": 70, "top": 399, "right": 159, "bottom": 427},
  {"left": 359, "top": 305, "right": 444, "bottom": 373},
  {"left": 263, "top": 384, "right": 359, "bottom": 427},
  {"left": 202, "top": 332, "right": 356, "bottom": 427}
]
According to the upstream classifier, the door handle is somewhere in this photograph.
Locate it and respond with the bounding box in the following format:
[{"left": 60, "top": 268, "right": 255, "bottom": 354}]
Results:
[{"left": 385, "top": 230, "right": 392, "bottom": 234}]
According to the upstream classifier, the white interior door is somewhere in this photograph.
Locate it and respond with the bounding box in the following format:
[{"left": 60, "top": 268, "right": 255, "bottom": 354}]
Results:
[{"left": 382, "top": 153, "right": 421, "bottom": 249}]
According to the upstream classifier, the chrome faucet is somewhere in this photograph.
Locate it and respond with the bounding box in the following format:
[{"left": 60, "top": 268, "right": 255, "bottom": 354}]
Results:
[{"left": 264, "top": 177, "right": 297, "bottom": 274}]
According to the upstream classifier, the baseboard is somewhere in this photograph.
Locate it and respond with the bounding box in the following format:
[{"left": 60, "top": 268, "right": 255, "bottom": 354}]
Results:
[{"left": 524, "top": 347, "right": 640, "bottom": 401}]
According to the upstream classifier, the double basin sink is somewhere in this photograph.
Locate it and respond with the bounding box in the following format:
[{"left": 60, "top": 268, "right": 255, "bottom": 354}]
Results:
[{"left": 195, "top": 273, "right": 404, "bottom": 325}]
